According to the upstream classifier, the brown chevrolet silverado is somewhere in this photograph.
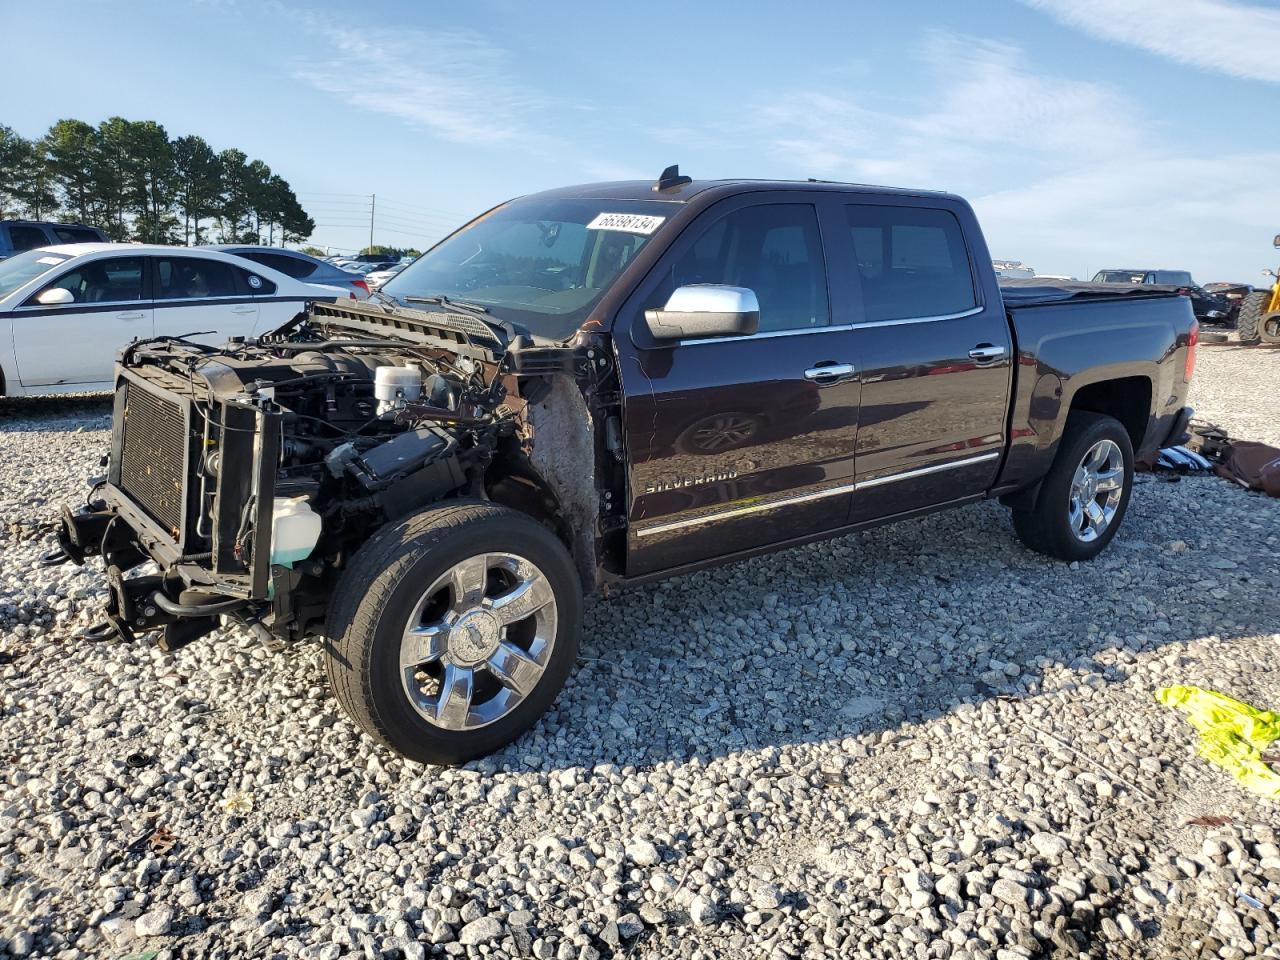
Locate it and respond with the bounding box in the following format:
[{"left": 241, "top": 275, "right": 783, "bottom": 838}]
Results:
[{"left": 51, "top": 168, "right": 1197, "bottom": 763}]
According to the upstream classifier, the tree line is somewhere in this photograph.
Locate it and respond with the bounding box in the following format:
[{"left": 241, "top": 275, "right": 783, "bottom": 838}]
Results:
[{"left": 0, "top": 117, "right": 315, "bottom": 246}]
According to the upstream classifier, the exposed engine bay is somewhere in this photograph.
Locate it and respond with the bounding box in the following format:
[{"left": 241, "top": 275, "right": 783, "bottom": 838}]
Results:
[{"left": 56, "top": 300, "right": 614, "bottom": 651}]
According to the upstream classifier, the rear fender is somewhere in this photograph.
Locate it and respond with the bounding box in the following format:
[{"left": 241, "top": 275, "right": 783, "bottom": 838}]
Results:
[{"left": 1001, "top": 295, "right": 1190, "bottom": 489}]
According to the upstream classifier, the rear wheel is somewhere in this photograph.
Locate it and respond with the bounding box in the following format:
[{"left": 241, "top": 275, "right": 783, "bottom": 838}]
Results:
[
  {"left": 1236, "top": 291, "right": 1266, "bottom": 344},
  {"left": 1012, "top": 412, "right": 1134, "bottom": 562},
  {"left": 325, "top": 501, "right": 582, "bottom": 764}
]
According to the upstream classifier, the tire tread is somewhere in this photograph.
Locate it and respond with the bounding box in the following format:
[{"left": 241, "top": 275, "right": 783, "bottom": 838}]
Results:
[{"left": 1236, "top": 291, "right": 1265, "bottom": 344}]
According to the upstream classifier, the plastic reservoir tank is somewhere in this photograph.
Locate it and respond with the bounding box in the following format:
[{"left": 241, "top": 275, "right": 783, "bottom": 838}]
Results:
[{"left": 271, "top": 497, "right": 323, "bottom": 567}]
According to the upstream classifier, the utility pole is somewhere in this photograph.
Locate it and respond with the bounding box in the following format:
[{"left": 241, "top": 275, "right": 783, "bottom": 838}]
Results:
[{"left": 369, "top": 193, "right": 376, "bottom": 252}]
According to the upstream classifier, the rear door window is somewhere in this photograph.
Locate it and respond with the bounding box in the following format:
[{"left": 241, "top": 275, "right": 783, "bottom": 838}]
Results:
[
  {"left": 156, "top": 257, "right": 240, "bottom": 299},
  {"left": 844, "top": 205, "right": 977, "bottom": 322},
  {"left": 30, "top": 256, "right": 144, "bottom": 305}
]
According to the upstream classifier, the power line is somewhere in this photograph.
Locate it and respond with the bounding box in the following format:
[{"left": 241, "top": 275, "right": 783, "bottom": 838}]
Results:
[{"left": 376, "top": 198, "right": 469, "bottom": 220}]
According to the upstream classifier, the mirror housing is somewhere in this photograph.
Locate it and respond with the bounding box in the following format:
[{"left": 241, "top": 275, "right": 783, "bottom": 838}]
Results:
[
  {"left": 36, "top": 287, "right": 74, "bottom": 306},
  {"left": 1273, "top": 233, "right": 1280, "bottom": 248},
  {"left": 644, "top": 285, "right": 760, "bottom": 341}
]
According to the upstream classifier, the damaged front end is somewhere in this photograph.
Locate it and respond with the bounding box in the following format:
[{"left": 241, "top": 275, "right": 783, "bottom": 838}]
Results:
[{"left": 55, "top": 299, "right": 590, "bottom": 651}]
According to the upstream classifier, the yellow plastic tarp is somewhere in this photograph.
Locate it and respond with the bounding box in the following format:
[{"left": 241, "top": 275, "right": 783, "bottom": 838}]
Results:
[{"left": 1156, "top": 685, "right": 1280, "bottom": 800}]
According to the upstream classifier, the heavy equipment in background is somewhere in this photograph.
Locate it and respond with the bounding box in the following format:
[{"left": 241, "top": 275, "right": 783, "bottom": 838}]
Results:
[{"left": 1236, "top": 234, "right": 1280, "bottom": 344}]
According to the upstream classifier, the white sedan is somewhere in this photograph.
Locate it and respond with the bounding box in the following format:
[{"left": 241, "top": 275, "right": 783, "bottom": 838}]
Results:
[{"left": 0, "top": 244, "right": 343, "bottom": 396}]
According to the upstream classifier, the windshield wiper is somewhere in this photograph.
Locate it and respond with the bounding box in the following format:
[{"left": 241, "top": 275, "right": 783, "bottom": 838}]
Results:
[{"left": 404, "top": 294, "right": 489, "bottom": 314}]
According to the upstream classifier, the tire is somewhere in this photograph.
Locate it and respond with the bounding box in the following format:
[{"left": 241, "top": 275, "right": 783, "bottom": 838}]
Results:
[
  {"left": 1261, "top": 311, "right": 1280, "bottom": 345},
  {"left": 1236, "top": 291, "right": 1266, "bottom": 344},
  {"left": 1011, "top": 412, "right": 1135, "bottom": 562},
  {"left": 324, "top": 500, "right": 582, "bottom": 764}
]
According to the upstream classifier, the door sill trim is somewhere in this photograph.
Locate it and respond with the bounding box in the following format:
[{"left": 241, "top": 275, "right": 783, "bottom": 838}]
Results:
[{"left": 632, "top": 450, "right": 1001, "bottom": 538}]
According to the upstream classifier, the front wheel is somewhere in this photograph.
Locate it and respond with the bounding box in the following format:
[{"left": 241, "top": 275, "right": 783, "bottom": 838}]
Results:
[
  {"left": 324, "top": 501, "right": 582, "bottom": 764},
  {"left": 1011, "top": 412, "right": 1134, "bottom": 562}
]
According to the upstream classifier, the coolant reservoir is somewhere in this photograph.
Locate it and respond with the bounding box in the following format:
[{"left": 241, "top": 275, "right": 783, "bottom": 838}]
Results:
[
  {"left": 271, "top": 497, "right": 323, "bottom": 568},
  {"left": 374, "top": 365, "right": 422, "bottom": 415}
]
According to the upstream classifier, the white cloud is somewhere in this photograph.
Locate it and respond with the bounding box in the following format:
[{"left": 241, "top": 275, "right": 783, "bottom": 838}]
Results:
[
  {"left": 742, "top": 31, "right": 1280, "bottom": 280},
  {"left": 1020, "top": 0, "right": 1280, "bottom": 84},
  {"left": 754, "top": 32, "right": 1142, "bottom": 187},
  {"left": 971, "top": 153, "right": 1280, "bottom": 279},
  {"left": 293, "top": 25, "right": 554, "bottom": 145}
]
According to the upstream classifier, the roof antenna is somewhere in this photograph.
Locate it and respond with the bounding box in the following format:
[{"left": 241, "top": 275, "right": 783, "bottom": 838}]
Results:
[{"left": 653, "top": 164, "right": 692, "bottom": 192}]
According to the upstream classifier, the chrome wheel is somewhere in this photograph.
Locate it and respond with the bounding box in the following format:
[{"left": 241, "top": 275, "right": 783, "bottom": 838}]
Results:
[
  {"left": 1068, "top": 439, "right": 1124, "bottom": 542},
  {"left": 399, "top": 552, "right": 557, "bottom": 731}
]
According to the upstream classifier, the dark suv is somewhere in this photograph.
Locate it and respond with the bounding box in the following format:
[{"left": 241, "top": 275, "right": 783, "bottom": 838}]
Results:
[
  {"left": 0, "top": 220, "right": 107, "bottom": 259},
  {"left": 1091, "top": 268, "right": 1230, "bottom": 324}
]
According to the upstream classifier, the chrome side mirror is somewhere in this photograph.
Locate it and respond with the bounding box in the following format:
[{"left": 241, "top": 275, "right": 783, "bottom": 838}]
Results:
[
  {"left": 645, "top": 285, "right": 760, "bottom": 341},
  {"left": 36, "top": 287, "right": 74, "bottom": 306},
  {"left": 1273, "top": 233, "right": 1279, "bottom": 249}
]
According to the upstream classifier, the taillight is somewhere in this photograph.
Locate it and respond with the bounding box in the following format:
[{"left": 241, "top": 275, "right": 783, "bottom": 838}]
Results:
[
  {"left": 1185, "top": 320, "right": 1198, "bottom": 381},
  {"left": 353, "top": 279, "right": 370, "bottom": 295}
]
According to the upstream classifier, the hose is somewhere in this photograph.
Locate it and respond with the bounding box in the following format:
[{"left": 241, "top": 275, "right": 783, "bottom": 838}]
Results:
[{"left": 150, "top": 592, "right": 249, "bottom": 617}]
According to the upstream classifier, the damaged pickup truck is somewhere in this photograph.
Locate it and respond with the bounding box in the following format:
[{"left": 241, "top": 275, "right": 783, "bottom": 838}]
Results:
[{"left": 52, "top": 169, "right": 1198, "bottom": 763}]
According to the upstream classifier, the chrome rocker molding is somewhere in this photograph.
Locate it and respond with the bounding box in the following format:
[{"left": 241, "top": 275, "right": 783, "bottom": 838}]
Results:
[{"left": 634, "top": 450, "right": 1000, "bottom": 538}]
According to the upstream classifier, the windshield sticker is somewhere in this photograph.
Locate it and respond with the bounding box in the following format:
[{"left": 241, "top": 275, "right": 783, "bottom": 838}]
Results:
[
  {"left": 37, "top": 256, "right": 65, "bottom": 265},
  {"left": 586, "top": 212, "right": 666, "bottom": 235}
]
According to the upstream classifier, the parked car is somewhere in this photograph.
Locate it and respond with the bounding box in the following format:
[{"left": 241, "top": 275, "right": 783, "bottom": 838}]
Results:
[
  {"left": 1203, "top": 282, "right": 1253, "bottom": 325},
  {"left": 0, "top": 244, "right": 341, "bottom": 395},
  {"left": 0, "top": 220, "right": 108, "bottom": 260},
  {"left": 54, "top": 172, "right": 1195, "bottom": 763},
  {"left": 205, "top": 245, "right": 371, "bottom": 300},
  {"left": 1091, "top": 269, "right": 1230, "bottom": 324},
  {"left": 354, "top": 252, "right": 401, "bottom": 264},
  {"left": 364, "top": 262, "right": 408, "bottom": 287}
]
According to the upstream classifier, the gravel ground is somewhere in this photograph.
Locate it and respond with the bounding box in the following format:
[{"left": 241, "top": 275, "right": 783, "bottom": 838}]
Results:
[{"left": 2, "top": 345, "right": 1279, "bottom": 960}]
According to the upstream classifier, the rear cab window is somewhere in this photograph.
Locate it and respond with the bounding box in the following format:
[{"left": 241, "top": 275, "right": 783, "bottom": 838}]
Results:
[{"left": 843, "top": 205, "right": 977, "bottom": 322}]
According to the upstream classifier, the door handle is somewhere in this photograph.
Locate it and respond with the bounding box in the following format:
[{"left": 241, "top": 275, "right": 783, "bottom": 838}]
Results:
[
  {"left": 968, "top": 344, "right": 1007, "bottom": 363},
  {"left": 115, "top": 312, "right": 146, "bottom": 321},
  {"left": 804, "top": 362, "right": 856, "bottom": 384},
  {"left": 231, "top": 306, "right": 257, "bottom": 315}
]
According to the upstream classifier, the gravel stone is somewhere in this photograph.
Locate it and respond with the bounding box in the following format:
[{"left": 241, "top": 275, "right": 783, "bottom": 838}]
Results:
[
  {"left": 0, "top": 348, "right": 1277, "bottom": 957},
  {"left": 458, "top": 915, "right": 504, "bottom": 945}
]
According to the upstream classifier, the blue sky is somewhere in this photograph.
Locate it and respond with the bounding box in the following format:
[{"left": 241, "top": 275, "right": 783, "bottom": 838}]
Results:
[{"left": 3, "top": 0, "right": 1278, "bottom": 280}]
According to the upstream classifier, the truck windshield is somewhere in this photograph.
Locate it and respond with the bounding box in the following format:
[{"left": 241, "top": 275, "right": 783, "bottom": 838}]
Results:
[
  {"left": 381, "top": 197, "right": 677, "bottom": 340},
  {"left": 0, "top": 249, "right": 70, "bottom": 300}
]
